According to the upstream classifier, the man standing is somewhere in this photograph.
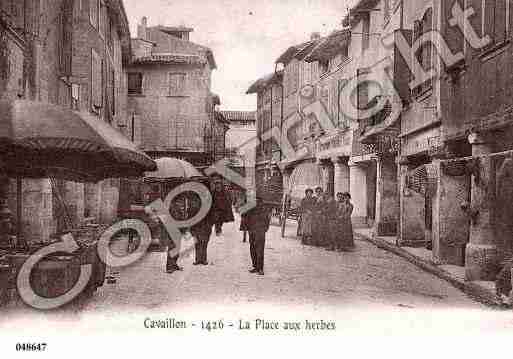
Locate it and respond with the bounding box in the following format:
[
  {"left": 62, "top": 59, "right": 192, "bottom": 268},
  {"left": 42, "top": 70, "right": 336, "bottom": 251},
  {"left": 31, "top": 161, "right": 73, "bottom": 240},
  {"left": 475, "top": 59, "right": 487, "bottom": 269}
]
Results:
[
  {"left": 189, "top": 178, "right": 216, "bottom": 265},
  {"left": 212, "top": 180, "right": 235, "bottom": 236},
  {"left": 244, "top": 196, "right": 272, "bottom": 276}
]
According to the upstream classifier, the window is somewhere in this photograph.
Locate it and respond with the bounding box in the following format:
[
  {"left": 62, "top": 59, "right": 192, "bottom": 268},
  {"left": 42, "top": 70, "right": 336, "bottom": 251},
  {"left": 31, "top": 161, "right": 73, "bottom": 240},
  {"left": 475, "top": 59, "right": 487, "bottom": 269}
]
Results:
[
  {"left": 71, "top": 84, "right": 80, "bottom": 110},
  {"left": 128, "top": 73, "right": 143, "bottom": 95},
  {"left": 91, "top": 49, "right": 103, "bottom": 113},
  {"left": 59, "top": 1, "right": 73, "bottom": 76},
  {"left": 384, "top": 0, "right": 391, "bottom": 24},
  {"left": 341, "top": 45, "right": 349, "bottom": 59},
  {"left": 356, "top": 68, "right": 370, "bottom": 119},
  {"left": 110, "top": 69, "right": 115, "bottom": 116},
  {"left": 412, "top": 8, "right": 433, "bottom": 97},
  {"left": 99, "top": 2, "right": 106, "bottom": 39},
  {"left": 482, "top": 0, "right": 510, "bottom": 49},
  {"left": 168, "top": 73, "right": 187, "bottom": 96},
  {"left": 89, "top": 0, "right": 100, "bottom": 29},
  {"left": 319, "top": 59, "right": 329, "bottom": 74},
  {"left": 362, "top": 13, "right": 371, "bottom": 51},
  {"left": 1, "top": 0, "right": 25, "bottom": 36},
  {"left": 338, "top": 79, "right": 349, "bottom": 127},
  {"left": 107, "top": 15, "right": 114, "bottom": 52}
]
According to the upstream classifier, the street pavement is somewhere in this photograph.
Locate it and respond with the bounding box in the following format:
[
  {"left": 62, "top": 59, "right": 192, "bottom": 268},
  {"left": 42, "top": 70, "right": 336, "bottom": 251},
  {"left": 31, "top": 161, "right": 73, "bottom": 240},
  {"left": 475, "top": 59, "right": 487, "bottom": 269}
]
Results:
[
  {"left": 83, "top": 214, "right": 486, "bottom": 312},
  {"left": 7, "top": 214, "right": 513, "bottom": 336}
]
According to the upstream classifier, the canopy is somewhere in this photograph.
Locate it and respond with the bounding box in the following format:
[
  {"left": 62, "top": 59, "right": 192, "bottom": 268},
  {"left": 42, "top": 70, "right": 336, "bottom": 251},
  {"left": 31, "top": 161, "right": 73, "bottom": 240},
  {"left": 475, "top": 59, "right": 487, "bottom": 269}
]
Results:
[
  {"left": 0, "top": 100, "right": 156, "bottom": 182},
  {"left": 287, "top": 162, "right": 323, "bottom": 200},
  {"left": 406, "top": 164, "right": 438, "bottom": 195},
  {"left": 144, "top": 157, "right": 203, "bottom": 181}
]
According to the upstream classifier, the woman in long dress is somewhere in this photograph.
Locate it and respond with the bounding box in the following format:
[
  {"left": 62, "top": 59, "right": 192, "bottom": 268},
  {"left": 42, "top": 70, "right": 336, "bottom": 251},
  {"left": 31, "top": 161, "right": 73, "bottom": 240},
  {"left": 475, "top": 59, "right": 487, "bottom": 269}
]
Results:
[
  {"left": 299, "top": 189, "right": 316, "bottom": 245},
  {"left": 325, "top": 192, "right": 339, "bottom": 251},
  {"left": 312, "top": 187, "right": 326, "bottom": 247},
  {"left": 338, "top": 192, "right": 355, "bottom": 251}
]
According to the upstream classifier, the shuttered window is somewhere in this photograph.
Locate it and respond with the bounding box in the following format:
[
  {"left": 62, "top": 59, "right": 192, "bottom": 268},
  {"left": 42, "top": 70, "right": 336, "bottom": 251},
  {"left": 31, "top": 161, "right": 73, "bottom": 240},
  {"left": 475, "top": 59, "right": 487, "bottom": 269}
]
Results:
[
  {"left": 91, "top": 49, "right": 103, "bottom": 112},
  {"left": 384, "top": 0, "right": 391, "bottom": 24},
  {"left": 338, "top": 79, "right": 349, "bottom": 127},
  {"left": 59, "top": 1, "right": 73, "bottom": 76},
  {"left": 362, "top": 13, "right": 371, "bottom": 51},
  {"left": 412, "top": 8, "right": 433, "bottom": 97},
  {"left": 168, "top": 73, "right": 187, "bottom": 96},
  {"left": 128, "top": 73, "right": 143, "bottom": 95},
  {"left": 89, "top": 0, "right": 100, "bottom": 29},
  {"left": 482, "top": 0, "right": 510, "bottom": 47},
  {"left": 357, "top": 69, "right": 369, "bottom": 112}
]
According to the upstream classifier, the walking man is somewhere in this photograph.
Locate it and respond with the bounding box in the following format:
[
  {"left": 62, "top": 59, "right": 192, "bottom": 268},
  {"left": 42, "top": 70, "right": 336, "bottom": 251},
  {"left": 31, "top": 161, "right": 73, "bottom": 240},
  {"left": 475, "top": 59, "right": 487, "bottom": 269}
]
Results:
[{"left": 244, "top": 196, "right": 272, "bottom": 276}]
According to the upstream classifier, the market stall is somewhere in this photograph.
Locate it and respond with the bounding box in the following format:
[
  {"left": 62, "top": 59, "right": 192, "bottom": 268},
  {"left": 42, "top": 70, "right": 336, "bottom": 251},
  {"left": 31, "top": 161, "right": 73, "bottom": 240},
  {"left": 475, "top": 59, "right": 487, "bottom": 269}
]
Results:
[{"left": 0, "top": 100, "right": 156, "bottom": 308}]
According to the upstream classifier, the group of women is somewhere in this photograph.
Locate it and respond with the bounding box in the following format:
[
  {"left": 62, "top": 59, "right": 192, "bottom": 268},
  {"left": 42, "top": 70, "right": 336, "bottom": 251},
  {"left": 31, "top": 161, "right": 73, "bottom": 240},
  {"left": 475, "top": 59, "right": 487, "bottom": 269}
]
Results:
[{"left": 298, "top": 187, "right": 355, "bottom": 252}]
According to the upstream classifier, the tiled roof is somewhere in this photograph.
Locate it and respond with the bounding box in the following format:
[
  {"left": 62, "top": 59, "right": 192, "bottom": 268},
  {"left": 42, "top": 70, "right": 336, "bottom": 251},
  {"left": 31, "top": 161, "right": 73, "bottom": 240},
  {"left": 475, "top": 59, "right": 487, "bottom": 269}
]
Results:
[
  {"left": 246, "top": 71, "right": 283, "bottom": 94},
  {"left": 275, "top": 38, "right": 323, "bottom": 65},
  {"left": 220, "top": 111, "right": 256, "bottom": 123},
  {"left": 304, "top": 29, "right": 350, "bottom": 63},
  {"left": 131, "top": 53, "right": 207, "bottom": 65}
]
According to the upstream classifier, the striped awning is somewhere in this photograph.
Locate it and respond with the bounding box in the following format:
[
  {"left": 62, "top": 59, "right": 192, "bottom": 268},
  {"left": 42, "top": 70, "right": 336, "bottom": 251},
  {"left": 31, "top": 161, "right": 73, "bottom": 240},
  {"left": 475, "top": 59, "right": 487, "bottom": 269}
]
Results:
[{"left": 406, "top": 164, "right": 438, "bottom": 195}]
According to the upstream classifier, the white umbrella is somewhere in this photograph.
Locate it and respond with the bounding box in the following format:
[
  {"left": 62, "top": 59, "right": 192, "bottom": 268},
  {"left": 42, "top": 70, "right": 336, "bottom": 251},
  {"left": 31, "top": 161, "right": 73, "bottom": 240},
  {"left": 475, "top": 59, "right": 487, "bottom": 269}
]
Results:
[{"left": 144, "top": 157, "right": 203, "bottom": 181}]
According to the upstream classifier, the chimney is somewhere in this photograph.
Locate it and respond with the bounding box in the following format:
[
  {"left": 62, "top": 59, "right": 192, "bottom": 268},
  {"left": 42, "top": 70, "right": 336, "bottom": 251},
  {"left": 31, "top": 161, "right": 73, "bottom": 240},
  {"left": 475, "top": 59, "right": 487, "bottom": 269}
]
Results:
[
  {"left": 137, "top": 17, "right": 148, "bottom": 40},
  {"left": 310, "top": 32, "right": 321, "bottom": 41}
]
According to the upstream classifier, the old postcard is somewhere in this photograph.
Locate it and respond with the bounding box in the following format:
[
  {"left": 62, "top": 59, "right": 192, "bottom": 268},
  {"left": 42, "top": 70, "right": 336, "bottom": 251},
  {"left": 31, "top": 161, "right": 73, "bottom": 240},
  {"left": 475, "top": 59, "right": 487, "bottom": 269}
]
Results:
[{"left": 1, "top": 0, "right": 513, "bottom": 357}]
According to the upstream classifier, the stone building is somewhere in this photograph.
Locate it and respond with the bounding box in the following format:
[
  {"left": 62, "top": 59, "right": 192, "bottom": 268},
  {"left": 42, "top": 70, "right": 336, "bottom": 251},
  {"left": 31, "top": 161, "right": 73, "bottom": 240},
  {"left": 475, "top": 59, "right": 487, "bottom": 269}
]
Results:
[
  {"left": 0, "top": 0, "right": 131, "bottom": 243},
  {"left": 246, "top": 71, "right": 283, "bottom": 189},
  {"left": 127, "top": 17, "right": 220, "bottom": 168},
  {"left": 337, "top": 0, "right": 402, "bottom": 232},
  {"left": 432, "top": 0, "right": 513, "bottom": 280},
  {"left": 222, "top": 110, "right": 256, "bottom": 169}
]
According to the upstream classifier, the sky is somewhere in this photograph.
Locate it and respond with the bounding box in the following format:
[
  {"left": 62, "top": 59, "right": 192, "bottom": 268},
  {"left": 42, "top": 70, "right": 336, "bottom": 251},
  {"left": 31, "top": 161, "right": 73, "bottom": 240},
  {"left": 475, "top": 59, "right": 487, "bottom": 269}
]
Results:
[{"left": 124, "top": 0, "right": 353, "bottom": 111}]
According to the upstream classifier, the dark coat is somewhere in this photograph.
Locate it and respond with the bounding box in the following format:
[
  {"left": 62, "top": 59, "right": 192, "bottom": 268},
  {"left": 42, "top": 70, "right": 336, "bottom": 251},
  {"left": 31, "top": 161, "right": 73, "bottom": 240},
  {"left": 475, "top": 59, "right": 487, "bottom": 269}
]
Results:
[
  {"left": 188, "top": 192, "right": 216, "bottom": 237},
  {"left": 242, "top": 199, "right": 272, "bottom": 234},
  {"left": 212, "top": 189, "right": 235, "bottom": 224}
]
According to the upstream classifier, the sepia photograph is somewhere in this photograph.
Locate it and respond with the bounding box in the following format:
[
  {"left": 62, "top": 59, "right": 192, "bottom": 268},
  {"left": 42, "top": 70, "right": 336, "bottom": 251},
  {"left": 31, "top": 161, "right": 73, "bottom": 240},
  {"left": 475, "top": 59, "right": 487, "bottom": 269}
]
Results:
[{"left": 1, "top": 0, "right": 513, "bottom": 356}]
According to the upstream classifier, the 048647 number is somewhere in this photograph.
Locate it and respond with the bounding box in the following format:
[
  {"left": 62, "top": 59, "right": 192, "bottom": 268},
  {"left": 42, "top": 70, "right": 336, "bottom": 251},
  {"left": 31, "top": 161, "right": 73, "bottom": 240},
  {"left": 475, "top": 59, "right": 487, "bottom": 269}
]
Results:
[{"left": 16, "top": 343, "right": 47, "bottom": 352}]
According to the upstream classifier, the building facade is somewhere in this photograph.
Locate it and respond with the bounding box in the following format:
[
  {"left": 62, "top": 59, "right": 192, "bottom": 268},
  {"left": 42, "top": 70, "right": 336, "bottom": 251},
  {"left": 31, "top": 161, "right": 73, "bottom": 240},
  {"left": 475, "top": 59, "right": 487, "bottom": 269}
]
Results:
[
  {"left": 222, "top": 110, "right": 256, "bottom": 168},
  {"left": 0, "top": 0, "right": 130, "bottom": 243},
  {"left": 247, "top": 71, "right": 283, "bottom": 189},
  {"left": 127, "top": 17, "right": 221, "bottom": 168}
]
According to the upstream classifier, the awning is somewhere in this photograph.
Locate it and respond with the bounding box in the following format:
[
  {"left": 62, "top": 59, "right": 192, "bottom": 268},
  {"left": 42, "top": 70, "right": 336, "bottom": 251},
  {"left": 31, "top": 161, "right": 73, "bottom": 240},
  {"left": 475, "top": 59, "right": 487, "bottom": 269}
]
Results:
[
  {"left": 406, "top": 164, "right": 438, "bottom": 195},
  {"left": 359, "top": 97, "right": 400, "bottom": 144},
  {"left": 0, "top": 100, "right": 156, "bottom": 182}
]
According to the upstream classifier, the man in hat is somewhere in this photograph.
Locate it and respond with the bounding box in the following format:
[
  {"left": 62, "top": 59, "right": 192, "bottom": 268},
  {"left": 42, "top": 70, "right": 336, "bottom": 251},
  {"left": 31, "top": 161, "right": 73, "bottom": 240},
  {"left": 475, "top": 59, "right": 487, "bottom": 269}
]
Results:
[
  {"left": 189, "top": 177, "right": 216, "bottom": 265},
  {"left": 243, "top": 191, "right": 273, "bottom": 276},
  {"left": 211, "top": 180, "right": 235, "bottom": 236}
]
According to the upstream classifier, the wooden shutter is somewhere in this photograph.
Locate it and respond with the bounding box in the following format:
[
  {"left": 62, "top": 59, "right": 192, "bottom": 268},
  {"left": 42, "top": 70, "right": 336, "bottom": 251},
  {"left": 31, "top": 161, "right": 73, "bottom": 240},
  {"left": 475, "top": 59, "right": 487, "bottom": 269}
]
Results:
[
  {"left": 362, "top": 13, "right": 370, "bottom": 50},
  {"left": 59, "top": 1, "right": 73, "bottom": 76},
  {"left": 483, "top": 0, "right": 496, "bottom": 43},
  {"left": 357, "top": 69, "right": 368, "bottom": 111},
  {"left": 169, "top": 73, "right": 186, "bottom": 96},
  {"left": 89, "top": 0, "right": 99, "bottom": 28},
  {"left": 91, "top": 49, "right": 102, "bottom": 110},
  {"left": 394, "top": 29, "right": 413, "bottom": 104},
  {"left": 494, "top": 0, "right": 508, "bottom": 43}
]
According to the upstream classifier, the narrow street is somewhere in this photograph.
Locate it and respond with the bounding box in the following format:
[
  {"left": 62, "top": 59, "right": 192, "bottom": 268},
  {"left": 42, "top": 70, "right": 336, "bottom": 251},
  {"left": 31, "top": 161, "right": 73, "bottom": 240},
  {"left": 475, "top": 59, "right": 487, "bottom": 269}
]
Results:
[{"left": 84, "top": 216, "right": 483, "bottom": 313}]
